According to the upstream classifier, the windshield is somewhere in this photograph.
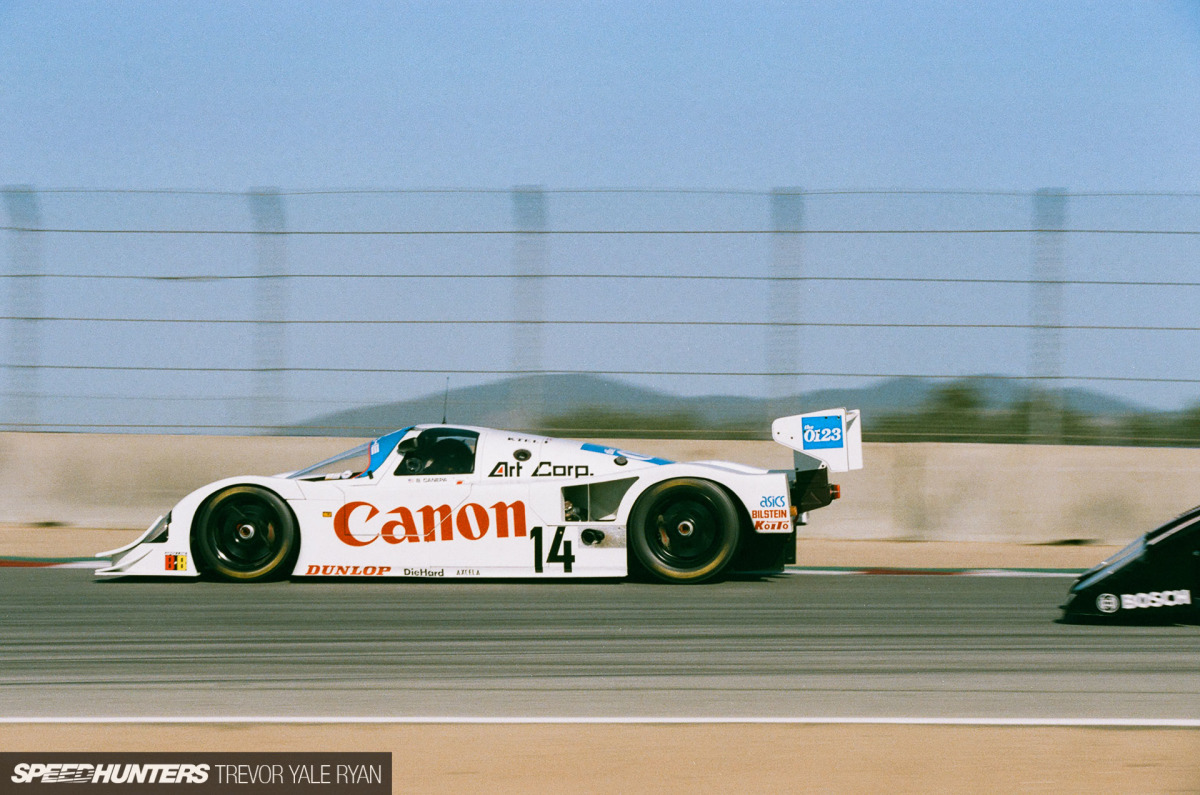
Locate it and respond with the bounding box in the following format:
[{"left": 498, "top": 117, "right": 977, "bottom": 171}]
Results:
[
  {"left": 288, "top": 427, "right": 413, "bottom": 480},
  {"left": 287, "top": 442, "right": 372, "bottom": 480},
  {"left": 1074, "top": 535, "right": 1146, "bottom": 592}
]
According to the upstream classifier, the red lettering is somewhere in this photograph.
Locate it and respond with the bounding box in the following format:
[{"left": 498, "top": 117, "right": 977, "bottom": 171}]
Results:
[
  {"left": 305, "top": 564, "right": 387, "bottom": 576},
  {"left": 381, "top": 506, "right": 420, "bottom": 544},
  {"left": 419, "top": 505, "right": 453, "bottom": 541},
  {"left": 491, "top": 501, "right": 527, "bottom": 538},
  {"left": 333, "top": 501, "right": 379, "bottom": 546},
  {"left": 457, "top": 503, "right": 489, "bottom": 540},
  {"left": 333, "top": 501, "right": 528, "bottom": 545}
]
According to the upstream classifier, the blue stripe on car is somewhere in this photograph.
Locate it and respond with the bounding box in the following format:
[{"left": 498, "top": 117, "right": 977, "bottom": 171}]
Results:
[
  {"left": 581, "top": 442, "right": 673, "bottom": 466},
  {"left": 368, "top": 427, "right": 413, "bottom": 474}
]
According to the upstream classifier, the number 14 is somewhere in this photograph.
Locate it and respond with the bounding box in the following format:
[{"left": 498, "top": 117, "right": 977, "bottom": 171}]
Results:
[{"left": 531, "top": 526, "right": 575, "bottom": 573}]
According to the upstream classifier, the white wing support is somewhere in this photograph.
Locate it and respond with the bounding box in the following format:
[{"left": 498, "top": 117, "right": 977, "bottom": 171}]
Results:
[{"left": 771, "top": 408, "right": 863, "bottom": 473}]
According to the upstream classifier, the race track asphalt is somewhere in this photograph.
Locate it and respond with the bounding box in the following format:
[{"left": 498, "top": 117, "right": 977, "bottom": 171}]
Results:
[{"left": 2, "top": 569, "right": 1199, "bottom": 721}]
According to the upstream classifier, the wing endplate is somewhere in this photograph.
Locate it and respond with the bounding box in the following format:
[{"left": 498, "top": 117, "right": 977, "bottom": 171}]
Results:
[{"left": 771, "top": 408, "right": 863, "bottom": 473}]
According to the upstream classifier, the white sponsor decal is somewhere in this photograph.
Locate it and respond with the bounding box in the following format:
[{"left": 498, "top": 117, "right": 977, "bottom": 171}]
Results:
[
  {"left": 1096, "top": 593, "right": 1119, "bottom": 613},
  {"left": 1117, "top": 589, "right": 1192, "bottom": 610}
]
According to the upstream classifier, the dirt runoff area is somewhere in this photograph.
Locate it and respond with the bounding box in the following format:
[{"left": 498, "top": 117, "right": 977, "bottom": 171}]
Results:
[{"left": 1, "top": 723, "right": 1197, "bottom": 793}]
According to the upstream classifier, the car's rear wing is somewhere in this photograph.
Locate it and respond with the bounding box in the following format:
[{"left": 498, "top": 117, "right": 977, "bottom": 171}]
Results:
[{"left": 771, "top": 408, "right": 863, "bottom": 473}]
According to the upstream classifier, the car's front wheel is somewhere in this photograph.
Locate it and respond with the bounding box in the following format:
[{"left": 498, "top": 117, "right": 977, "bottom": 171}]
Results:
[
  {"left": 193, "top": 486, "right": 297, "bottom": 581},
  {"left": 629, "top": 478, "right": 741, "bottom": 583}
]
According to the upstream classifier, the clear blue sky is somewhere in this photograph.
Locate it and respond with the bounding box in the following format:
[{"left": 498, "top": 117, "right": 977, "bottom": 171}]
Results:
[
  {"left": 4, "top": 1, "right": 1198, "bottom": 191},
  {"left": 2, "top": 2, "right": 1200, "bottom": 430}
]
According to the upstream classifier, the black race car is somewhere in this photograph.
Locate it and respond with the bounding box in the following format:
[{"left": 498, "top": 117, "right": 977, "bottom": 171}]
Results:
[{"left": 1061, "top": 505, "right": 1200, "bottom": 623}]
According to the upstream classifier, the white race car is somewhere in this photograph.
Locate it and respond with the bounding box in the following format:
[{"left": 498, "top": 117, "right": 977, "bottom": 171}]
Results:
[{"left": 98, "top": 409, "right": 861, "bottom": 584}]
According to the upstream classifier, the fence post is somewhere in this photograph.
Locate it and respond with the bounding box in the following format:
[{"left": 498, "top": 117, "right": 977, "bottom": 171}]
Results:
[
  {"left": 510, "top": 186, "right": 547, "bottom": 430},
  {"left": 1029, "top": 188, "right": 1068, "bottom": 444},
  {"left": 769, "top": 188, "right": 804, "bottom": 418},
  {"left": 3, "top": 186, "right": 43, "bottom": 431},
  {"left": 247, "top": 188, "right": 288, "bottom": 434}
]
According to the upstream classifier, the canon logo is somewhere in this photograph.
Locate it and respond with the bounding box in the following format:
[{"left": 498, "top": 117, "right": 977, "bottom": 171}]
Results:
[{"left": 333, "top": 500, "right": 527, "bottom": 546}]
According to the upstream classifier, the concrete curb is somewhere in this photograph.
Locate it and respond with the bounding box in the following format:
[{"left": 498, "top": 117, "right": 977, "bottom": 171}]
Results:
[{"left": 0, "top": 555, "right": 1085, "bottom": 578}]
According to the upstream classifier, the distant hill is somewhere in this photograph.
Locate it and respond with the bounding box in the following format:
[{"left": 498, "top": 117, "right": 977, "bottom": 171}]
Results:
[{"left": 286, "top": 373, "right": 1149, "bottom": 438}]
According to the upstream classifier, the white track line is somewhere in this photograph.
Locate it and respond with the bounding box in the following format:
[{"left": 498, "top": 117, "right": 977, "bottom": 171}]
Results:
[
  {"left": 1, "top": 717, "right": 1197, "bottom": 727},
  {"left": 784, "top": 567, "right": 1080, "bottom": 578},
  {"left": 9, "top": 562, "right": 1082, "bottom": 576}
]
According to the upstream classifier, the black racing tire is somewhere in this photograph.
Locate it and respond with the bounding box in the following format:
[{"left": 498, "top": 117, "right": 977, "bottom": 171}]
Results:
[
  {"left": 628, "top": 478, "right": 741, "bottom": 583},
  {"left": 193, "top": 486, "right": 298, "bottom": 582}
]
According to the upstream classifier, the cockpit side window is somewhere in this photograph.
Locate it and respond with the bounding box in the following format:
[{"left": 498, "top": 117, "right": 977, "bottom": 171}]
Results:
[{"left": 395, "top": 428, "right": 479, "bottom": 476}]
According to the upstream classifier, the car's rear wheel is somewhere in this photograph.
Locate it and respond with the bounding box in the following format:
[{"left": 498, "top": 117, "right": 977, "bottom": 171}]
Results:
[
  {"left": 629, "top": 478, "right": 741, "bottom": 583},
  {"left": 193, "top": 486, "right": 297, "bottom": 581}
]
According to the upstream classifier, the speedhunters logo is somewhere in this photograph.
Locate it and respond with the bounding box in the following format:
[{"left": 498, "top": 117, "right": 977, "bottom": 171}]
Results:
[
  {"left": 2, "top": 753, "right": 390, "bottom": 792},
  {"left": 11, "top": 762, "right": 208, "bottom": 784}
]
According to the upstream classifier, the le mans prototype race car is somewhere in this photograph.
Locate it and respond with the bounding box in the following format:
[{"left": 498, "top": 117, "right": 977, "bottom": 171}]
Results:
[
  {"left": 98, "top": 408, "right": 861, "bottom": 584},
  {"left": 1062, "top": 504, "right": 1200, "bottom": 623}
]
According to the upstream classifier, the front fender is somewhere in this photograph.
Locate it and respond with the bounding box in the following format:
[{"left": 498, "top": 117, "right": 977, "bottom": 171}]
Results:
[{"left": 95, "top": 476, "right": 306, "bottom": 579}]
